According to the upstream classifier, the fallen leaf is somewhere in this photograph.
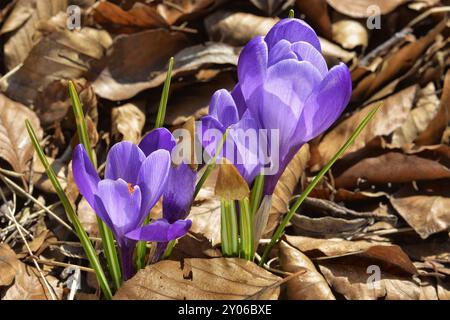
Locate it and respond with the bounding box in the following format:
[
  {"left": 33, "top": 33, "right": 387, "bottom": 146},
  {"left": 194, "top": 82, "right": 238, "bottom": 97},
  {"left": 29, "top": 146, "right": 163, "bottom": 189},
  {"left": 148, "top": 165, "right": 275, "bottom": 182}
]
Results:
[
  {"left": 335, "top": 152, "right": 450, "bottom": 189},
  {"left": 332, "top": 20, "right": 368, "bottom": 50},
  {"left": 114, "top": 258, "right": 281, "bottom": 300},
  {"left": 111, "top": 101, "right": 146, "bottom": 144},
  {"left": 156, "top": 0, "right": 215, "bottom": 25},
  {"left": 390, "top": 82, "right": 440, "bottom": 148},
  {"left": 278, "top": 241, "right": 335, "bottom": 300},
  {"left": 391, "top": 184, "right": 450, "bottom": 239},
  {"left": 1, "top": 22, "right": 112, "bottom": 107},
  {"left": 205, "top": 11, "right": 278, "bottom": 46},
  {"left": 250, "top": 0, "right": 290, "bottom": 15},
  {"left": 30, "top": 156, "right": 67, "bottom": 194},
  {"left": 265, "top": 144, "right": 310, "bottom": 236},
  {"left": 0, "top": 94, "right": 43, "bottom": 173},
  {"left": 92, "top": 1, "right": 167, "bottom": 33},
  {"left": 415, "top": 69, "right": 450, "bottom": 145},
  {"left": 77, "top": 197, "right": 99, "bottom": 238},
  {"left": 2, "top": 261, "right": 63, "bottom": 300},
  {"left": 296, "top": 0, "right": 332, "bottom": 39},
  {"left": 317, "top": 86, "right": 418, "bottom": 168},
  {"left": 0, "top": 244, "right": 19, "bottom": 286},
  {"left": 0, "top": 0, "right": 68, "bottom": 70},
  {"left": 327, "top": 0, "right": 410, "bottom": 18},
  {"left": 215, "top": 161, "right": 250, "bottom": 200}
]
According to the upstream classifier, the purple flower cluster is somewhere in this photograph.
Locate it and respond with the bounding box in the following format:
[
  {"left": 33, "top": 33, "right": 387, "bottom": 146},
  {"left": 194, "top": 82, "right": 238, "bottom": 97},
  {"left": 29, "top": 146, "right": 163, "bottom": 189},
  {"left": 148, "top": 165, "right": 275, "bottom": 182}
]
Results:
[
  {"left": 201, "top": 18, "right": 352, "bottom": 194},
  {"left": 72, "top": 128, "right": 194, "bottom": 279}
]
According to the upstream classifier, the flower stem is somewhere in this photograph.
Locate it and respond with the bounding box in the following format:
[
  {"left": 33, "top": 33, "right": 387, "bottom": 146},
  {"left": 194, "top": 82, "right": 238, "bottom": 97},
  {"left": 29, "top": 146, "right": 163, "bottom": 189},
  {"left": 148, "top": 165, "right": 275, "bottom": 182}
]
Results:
[
  {"left": 220, "top": 199, "right": 232, "bottom": 256},
  {"left": 250, "top": 174, "right": 264, "bottom": 216},
  {"left": 238, "top": 198, "right": 254, "bottom": 261},
  {"left": 69, "top": 81, "right": 122, "bottom": 291},
  {"left": 26, "top": 121, "right": 113, "bottom": 300},
  {"left": 259, "top": 105, "right": 381, "bottom": 266},
  {"left": 194, "top": 129, "right": 229, "bottom": 199},
  {"left": 288, "top": 9, "right": 295, "bottom": 18}
]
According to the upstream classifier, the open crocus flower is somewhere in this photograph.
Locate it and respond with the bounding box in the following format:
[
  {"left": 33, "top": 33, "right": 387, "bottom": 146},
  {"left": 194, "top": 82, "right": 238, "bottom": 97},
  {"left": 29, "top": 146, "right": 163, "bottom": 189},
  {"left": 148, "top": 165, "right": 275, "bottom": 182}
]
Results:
[
  {"left": 72, "top": 129, "right": 192, "bottom": 279},
  {"left": 201, "top": 18, "right": 352, "bottom": 195},
  {"left": 128, "top": 128, "right": 196, "bottom": 262}
]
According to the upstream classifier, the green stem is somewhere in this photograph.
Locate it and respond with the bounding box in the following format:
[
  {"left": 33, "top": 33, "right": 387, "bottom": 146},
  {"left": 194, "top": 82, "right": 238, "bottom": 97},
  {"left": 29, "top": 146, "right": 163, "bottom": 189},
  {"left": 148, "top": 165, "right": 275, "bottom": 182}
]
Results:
[
  {"left": 69, "top": 81, "right": 122, "bottom": 291},
  {"left": 26, "top": 121, "right": 113, "bottom": 300},
  {"left": 163, "top": 240, "right": 177, "bottom": 259},
  {"left": 220, "top": 199, "right": 232, "bottom": 256},
  {"left": 259, "top": 105, "right": 381, "bottom": 266},
  {"left": 238, "top": 198, "right": 254, "bottom": 261},
  {"left": 250, "top": 174, "right": 264, "bottom": 216},
  {"left": 194, "top": 129, "right": 230, "bottom": 199},
  {"left": 228, "top": 200, "right": 239, "bottom": 255},
  {"left": 288, "top": 9, "right": 295, "bottom": 18}
]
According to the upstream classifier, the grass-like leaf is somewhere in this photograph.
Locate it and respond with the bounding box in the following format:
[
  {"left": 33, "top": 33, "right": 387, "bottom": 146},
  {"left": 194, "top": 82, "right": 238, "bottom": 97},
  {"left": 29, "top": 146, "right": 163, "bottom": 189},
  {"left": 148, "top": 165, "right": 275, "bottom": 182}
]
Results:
[
  {"left": 259, "top": 104, "right": 382, "bottom": 266},
  {"left": 69, "top": 81, "right": 122, "bottom": 291},
  {"left": 26, "top": 121, "right": 113, "bottom": 300}
]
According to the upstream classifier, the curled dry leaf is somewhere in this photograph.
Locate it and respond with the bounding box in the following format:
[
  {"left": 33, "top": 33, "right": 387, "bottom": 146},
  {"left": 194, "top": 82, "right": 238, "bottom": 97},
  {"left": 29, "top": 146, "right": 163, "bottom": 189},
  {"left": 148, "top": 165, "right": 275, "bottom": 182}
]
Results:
[
  {"left": 391, "top": 184, "right": 450, "bottom": 239},
  {"left": 2, "top": 261, "right": 63, "bottom": 300},
  {"left": 415, "top": 69, "right": 450, "bottom": 146},
  {"left": 92, "top": 1, "right": 167, "bottom": 33},
  {"left": 332, "top": 20, "right": 368, "bottom": 50},
  {"left": 2, "top": 24, "right": 112, "bottom": 107},
  {"left": 0, "top": 244, "right": 19, "bottom": 287},
  {"left": 77, "top": 197, "right": 99, "bottom": 237},
  {"left": 296, "top": 0, "right": 332, "bottom": 39},
  {"left": 335, "top": 152, "right": 450, "bottom": 189},
  {"left": 0, "top": 0, "right": 68, "bottom": 70},
  {"left": 278, "top": 241, "right": 335, "bottom": 300},
  {"left": 187, "top": 171, "right": 221, "bottom": 246},
  {"left": 390, "top": 82, "right": 440, "bottom": 148},
  {"left": 317, "top": 245, "right": 419, "bottom": 300},
  {"left": 327, "top": 0, "right": 410, "bottom": 18},
  {"left": 215, "top": 161, "right": 250, "bottom": 201},
  {"left": 317, "top": 86, "right": 418, "bottom": 168},
  {"left": 114, "top": 258, "right": 281, "bottom": 300},
  {"left": 249, "top": 0, "right": 290, "bottom": 16},
  {"left": 30, "top": 156, "right": 67, "bottom": 194},
  {"left": 205, "top": 11, "right": 278, "bottom": 46},
  {"left": 111, "top": 101, "right": 146, "bottom": 144},
  {"left": 0, "top": 94, "right": 43, "bottom": 173},
  {"left": 264, "top": 144, "right": 310, "bottom": 236}
]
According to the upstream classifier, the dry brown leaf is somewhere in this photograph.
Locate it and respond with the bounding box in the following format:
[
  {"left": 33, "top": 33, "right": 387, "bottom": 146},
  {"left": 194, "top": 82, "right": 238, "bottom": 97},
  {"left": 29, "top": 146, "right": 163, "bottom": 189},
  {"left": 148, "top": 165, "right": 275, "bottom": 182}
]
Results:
[
  {"left": 332, "top": 20, "right": 368, "bottom": 50},
  {"left": 77, "top": 197, "right": 99, "bottom": 238},
  {"left": 317, "top": 245, "right": 419, "bottom": 300},
  {"left": 278, "top": 241, "right": 335, "bottom": 300},
  {"left": 2, "top": 261, "right": 63, "bottom": 300},
  {"left": 296, "top": 0, "right": 332, "bottom": 39},
  {"left": 114, "top": 258, "right": 281, "bottom": 300},
  {"left": 0, "top": 0, "right": 68, "bottom": 70},
  {"left": 187, "top": 171, "right": 221, "bottom": 245},
  {"left": 264, "top": 144, "right": 310, "bottom": 236},
  {"left": 391, "top": 185, "right": 450, "bottom": 239},
  {"left": 317, "top": 86, "right": 418, "bottom": 168},
  {"left": 0, "top": 94, "right": 43, "bottom": 173},
  {"left": 111, "top": 101, "right": 146, "bottom": 144},
  {"left": 415, "top": 69, "right": 450, "bottom": 145},
  {"left": 352, "top": 21, "right": 445, "bottom": 102},
  {"left": 335, "top": 152, "right": 450, "bottom": 189},
  {"left": 327, "top": 0, "right": 410, "bottom": 18},
  {"left": 390, "top": 82, "right": 440, "bottom": 148},
  {"left": 171, "top": 233, "right": 222, "bottom": 260},
  {"left": 156, "top": 0, "right": 215, "bottom": 25},
  {"left": 205, "top": 11, "right": 278, "bottom": 46},
  {"left": 30, "top": 156, "right": 67, "bottom": 194},
  {"left": 286, "top": 235, "right": 377, "bottom": 258},
  {"left": 0, "top": 244, "right": 19, "bottom": 287},
  {"left": 2, "top": 24, "right": 111, "bottom": 107},
  {"left": 92, "top": 1, "right": 167, "bottom": 33},
  {"left": 215, "top": 161, "right": 250, "bottom": 200},
  {"left": 92, "top": 29, "right": 238, "bottom": 101}
]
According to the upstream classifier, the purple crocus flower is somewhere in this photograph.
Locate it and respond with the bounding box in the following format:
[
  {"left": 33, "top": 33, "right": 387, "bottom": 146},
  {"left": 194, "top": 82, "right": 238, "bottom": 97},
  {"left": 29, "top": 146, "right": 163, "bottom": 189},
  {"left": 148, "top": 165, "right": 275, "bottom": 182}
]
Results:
[
  {"left": 128, "top": 128, "right": 196, "bottom": 262},
  {"left": 201, "top": 18, "right": 352, "bottom": 194},
  {"left": 72, "top": 129, "right": 192, "bottom": 279}
]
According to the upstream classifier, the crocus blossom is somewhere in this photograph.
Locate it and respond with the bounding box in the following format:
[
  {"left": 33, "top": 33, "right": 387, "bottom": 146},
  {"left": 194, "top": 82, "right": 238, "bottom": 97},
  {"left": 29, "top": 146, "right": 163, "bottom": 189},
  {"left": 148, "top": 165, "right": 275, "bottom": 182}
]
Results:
[
  {"left": 201, "top": 18, "right": 352, "bottom": 194},
  {"left": 130, "top": 128, "right": 196, "bottom": 262},
  {"left": 72, "top": 129, "right": 193, "bottom": 278}
]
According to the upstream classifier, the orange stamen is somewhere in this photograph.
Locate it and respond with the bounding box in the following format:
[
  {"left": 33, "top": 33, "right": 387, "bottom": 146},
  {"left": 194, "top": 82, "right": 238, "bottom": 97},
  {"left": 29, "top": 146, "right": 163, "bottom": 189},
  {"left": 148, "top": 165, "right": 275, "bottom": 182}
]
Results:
[{"left": 128, "top": 183, "right": 135, "bottom": 195}]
